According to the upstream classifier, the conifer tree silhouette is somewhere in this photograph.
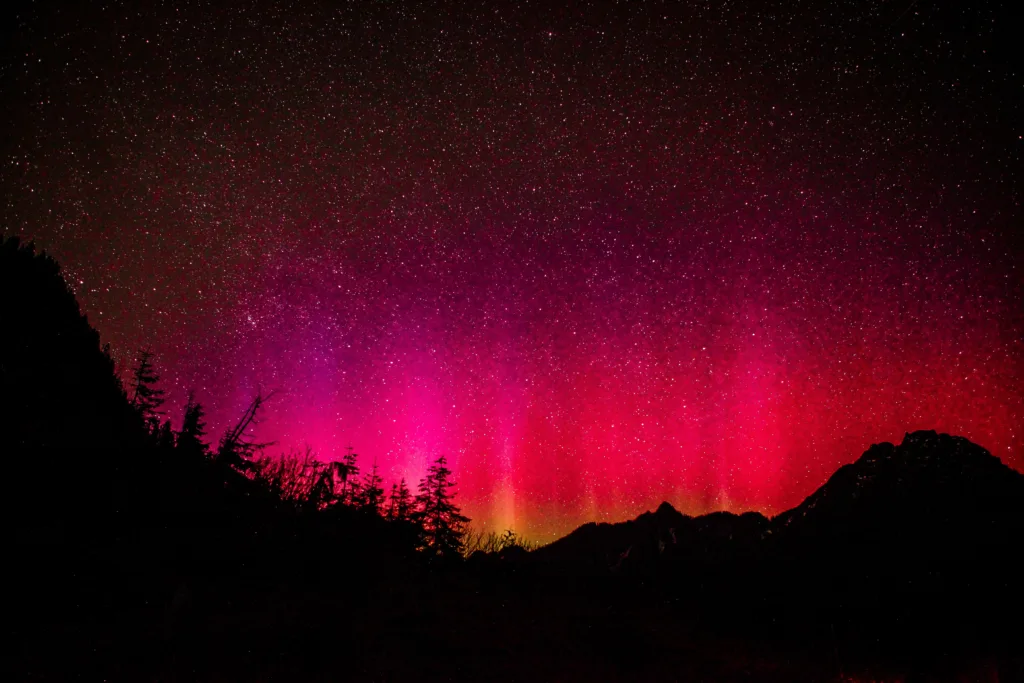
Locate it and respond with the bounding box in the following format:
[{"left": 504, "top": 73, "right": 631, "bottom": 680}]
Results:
[
  {"left": 414, "top": 455, "right": 468, "bottom": 558},
  {"left": 305, "top": 458, "right": 337, "bottom": 510},
  {"left": 338, "top": 444, "right": 361, "bottom": 505},
  {"left": 130, "top": 349, "right": 165, "bottom": 430},
  {"left": 360, "top": 458, "right": 385, "bottom": 514},
  {"left": 156, "top": 419, "right": 175, "bottom": 450},
  {"left": 386, "top": 483, "right": 399, "bottom": 519},
  {"left": 386, "top": 479, "right": 414, "bottom": 522},
  {"left": 177, "top": 392, "right": 208, "bottom": 457}
]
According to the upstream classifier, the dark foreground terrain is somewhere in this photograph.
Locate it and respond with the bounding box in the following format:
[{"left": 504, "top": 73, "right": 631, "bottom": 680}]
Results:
[
  {"left": 6, "top": 237, "right": 1024, "bottom": 681},
  {"left": 15, "top": 436, "right": 1024, "bottom": 682}
]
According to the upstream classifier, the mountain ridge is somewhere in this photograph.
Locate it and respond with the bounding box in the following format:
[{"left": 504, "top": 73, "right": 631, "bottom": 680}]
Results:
[{"left": 529, "top": 430, "right": 1024, "bottom": 576}]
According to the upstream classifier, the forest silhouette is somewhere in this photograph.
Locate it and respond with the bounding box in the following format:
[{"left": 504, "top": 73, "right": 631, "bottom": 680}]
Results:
[
  {"left": 2, "top": 235, "right": 481, "bottom": 557},
  {"left": 5, "top": 235, "right": 1023, "bottom": 682}
]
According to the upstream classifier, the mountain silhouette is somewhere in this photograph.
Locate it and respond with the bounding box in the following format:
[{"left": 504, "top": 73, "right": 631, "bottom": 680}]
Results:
[
  {"left": 531, "top": 431, "right": 1024, "bottom": 586},
  {"left": 763, "top": 430, "right": 1024, "bottom": 625},
  {"left": 7, "top": 235, "right": 1023, "bottom": 681},
  {"left": 531, "top": 500, "right": 769, "bottom": 576},
  {"left": 526, "top": 430, "right": 1024, "bottom": 668},
  {"left": 774, "top": 430, "right": 1024, "bottom": 542},
  {"left": 1, "top": 237, "right": 148, "bottom": 529}
]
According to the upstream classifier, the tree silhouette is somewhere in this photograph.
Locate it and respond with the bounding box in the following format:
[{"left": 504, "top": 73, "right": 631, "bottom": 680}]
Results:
[
  {"left": 130, "top": 349, "right": 165, "bottom": 430},
  {"left": 337, "top": 444, "right": 361, "bottom": 505},
  {"left": 414, "top": 455, "right": 469, "bottom": 558},
  {"left": 217, "top": 390, "right": 274, "bottom": 473},
  {"left": 2, "top": 237, "right": 147, "bottom": 525},
  {"left": 156, "top": 418, "right": 175, "bottom": 450},
  {"left": 463, "top": 528, "right": 536, "bottom": 556},
  {"left": 386, "top": 479, "right": 414, "bottom": 522},
  {"left": 360, "top": 458, "right": 385, "bottom": 514},
  {"left": 177, "top": 392, "right": 208, "bottom": 457},
  {"left": 254, "top": 446, "right": 333, "bottom": 509},
  {"left": 299, "top": 450, "right": 348, "bottom": 510}
]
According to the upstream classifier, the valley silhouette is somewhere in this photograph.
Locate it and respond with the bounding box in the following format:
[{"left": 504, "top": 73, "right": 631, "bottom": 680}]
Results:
[{"left": 5, "top": 236, "right": 1023, "bottom": 682}]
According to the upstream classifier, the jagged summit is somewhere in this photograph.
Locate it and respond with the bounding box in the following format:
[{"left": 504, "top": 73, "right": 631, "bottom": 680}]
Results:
[
  {"left": 532, "top": 431, "right": 1024, "bottom": 576},
  {"left": 641, "top": 501, "right": 690, "bottom": 527},
  {"left": 772, "top": 430, "right": 1023, "bottom": 538},
  {"left": 532, "top": 497, "right": 770, "bottom": 573},
  {"left": 655, "top": 501, "right": 678, "bottom": 516}
]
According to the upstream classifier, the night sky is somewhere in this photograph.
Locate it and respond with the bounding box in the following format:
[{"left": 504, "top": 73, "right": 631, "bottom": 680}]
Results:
[{"left": 2, "top": 0, "right": 1021, "bottom": 539}]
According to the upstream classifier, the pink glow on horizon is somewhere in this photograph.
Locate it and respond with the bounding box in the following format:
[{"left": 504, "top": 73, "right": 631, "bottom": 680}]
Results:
[{"left": 153, "top": 246, "right": 1023, "bottom": 542}]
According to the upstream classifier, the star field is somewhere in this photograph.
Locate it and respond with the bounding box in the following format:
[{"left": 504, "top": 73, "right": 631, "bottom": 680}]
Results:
[{"left": 2, "top": 0, "right": 1021, "bottom": 539}]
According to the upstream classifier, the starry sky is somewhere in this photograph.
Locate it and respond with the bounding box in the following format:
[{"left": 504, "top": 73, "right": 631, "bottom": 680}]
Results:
[{"left": 2, "top": 0, "right": 1021, "bottom": 540}]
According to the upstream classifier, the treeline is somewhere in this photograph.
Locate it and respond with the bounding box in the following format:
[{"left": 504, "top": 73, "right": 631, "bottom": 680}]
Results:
[
  {"left": 2, "top": 236, "right": 522, "bottom": 561},
  {"left": 130, "top": 347, "right": 471, "bottom": 558}
]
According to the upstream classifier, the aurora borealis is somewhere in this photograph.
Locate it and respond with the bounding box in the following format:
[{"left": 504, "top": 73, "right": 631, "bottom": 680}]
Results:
[{"left": 2, "top": 1, "right": 1021, "bottom": 539}]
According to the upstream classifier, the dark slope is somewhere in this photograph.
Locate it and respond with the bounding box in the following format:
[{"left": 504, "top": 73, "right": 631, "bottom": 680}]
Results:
[
  {"left": 530, "top": 500, "right": 691, "bottom": 574},
  {"left": 531, "top": 501, "right": 769, "bottom": 576},
  {"left": 1, "top": 236, "right": 147, "bottom": 527},
  {"left": 764, "top": 430, "right": 1024, "bottom": 617},
  {"left": 6, "top": 237, "right": 427, "bottom": 682},
  {"left": 1, "top": 236, "right": 277, "bottom": 530},
  {"left": 531, "top": 431, "right": 1024, "bottom": 585},
  {"left": 773, "top": 430, "right": 1024, "bottom": 543},
  {"left": 526, "top": 430, "right": 1024, "bottom": 670},
  {"left": 6, "top": 235, "right": 1022, "bottom": 680}
]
